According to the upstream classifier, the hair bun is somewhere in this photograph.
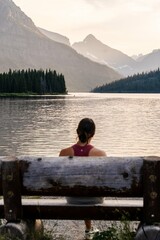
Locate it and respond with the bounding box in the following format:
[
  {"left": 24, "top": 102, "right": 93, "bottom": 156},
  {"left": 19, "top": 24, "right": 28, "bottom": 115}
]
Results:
[{"left": 77, "top": 118, "right": 95, "bottom": 143}]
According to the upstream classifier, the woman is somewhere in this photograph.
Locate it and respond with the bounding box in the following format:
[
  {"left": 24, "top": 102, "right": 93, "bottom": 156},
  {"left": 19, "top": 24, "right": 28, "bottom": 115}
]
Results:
[{"left": 59, "top": 118, "right": 106, "bottom": 240}]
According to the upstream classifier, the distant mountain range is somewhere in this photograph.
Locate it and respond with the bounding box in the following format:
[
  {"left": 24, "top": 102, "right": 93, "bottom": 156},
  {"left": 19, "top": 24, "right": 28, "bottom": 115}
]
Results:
[
  {"left": 38, "top": 27, "right": 70, "bottom": 46},
  {"left": 135, "top": 49, "right": 160, "bottom": 73},
  {"left": 1, "top": 0, "right": 160, "bottom": 92},
  {"left": 72, "top": 34, "right": 160, "bottom": 76},
  {"left": 0, "top": 0, "right": 121, "bottom": 92},
  {"left": 72, "top": 34, "right": 137, "bottom": 76},
  {"left": 40, "top": 29, "right": 160, "bottom": 78}
]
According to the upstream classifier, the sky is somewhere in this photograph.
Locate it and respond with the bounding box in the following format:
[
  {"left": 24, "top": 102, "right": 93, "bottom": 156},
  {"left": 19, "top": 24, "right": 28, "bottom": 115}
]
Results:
[{"left": 13, "top": 0, "right": 160, "bottom": 56}]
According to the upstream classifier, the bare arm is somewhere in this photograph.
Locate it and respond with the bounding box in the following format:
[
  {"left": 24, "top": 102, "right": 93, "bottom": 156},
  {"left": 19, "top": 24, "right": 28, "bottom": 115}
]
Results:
[
  {"left": 89, "top": 147, "right": 107, "bottom": 157},
  {"left": 59, "top": 147, "right": 74, "bottom": 156}
]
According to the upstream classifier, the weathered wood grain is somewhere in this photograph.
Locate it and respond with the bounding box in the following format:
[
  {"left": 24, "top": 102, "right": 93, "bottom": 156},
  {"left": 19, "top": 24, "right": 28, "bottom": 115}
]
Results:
[
  {"left": 17, "top": 156, "right": 144, "bottom": 197},
  {"left": 0, "top": 156, "right": 159, "bottom": 240}
]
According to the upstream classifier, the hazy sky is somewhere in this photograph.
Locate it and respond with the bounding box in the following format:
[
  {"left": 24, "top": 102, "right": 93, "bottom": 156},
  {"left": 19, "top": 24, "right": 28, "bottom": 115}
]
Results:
[{"left": 13, "top": 0, "right": 160, "bottom": 56}]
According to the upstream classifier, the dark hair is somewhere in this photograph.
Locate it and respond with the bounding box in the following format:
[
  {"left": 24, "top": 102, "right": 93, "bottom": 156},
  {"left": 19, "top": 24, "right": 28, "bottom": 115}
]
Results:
[{"left": 77, "top": 118, "right": 96, "bottom": 143}]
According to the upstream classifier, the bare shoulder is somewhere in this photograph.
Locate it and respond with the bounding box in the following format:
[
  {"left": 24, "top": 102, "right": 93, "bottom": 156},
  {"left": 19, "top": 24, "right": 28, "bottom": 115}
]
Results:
[
  {"left": 59, "top": 147, "right": 74, "bottom": 156},
  {"left": 89, "top": 147, "right": 107, "bottom": 156}
]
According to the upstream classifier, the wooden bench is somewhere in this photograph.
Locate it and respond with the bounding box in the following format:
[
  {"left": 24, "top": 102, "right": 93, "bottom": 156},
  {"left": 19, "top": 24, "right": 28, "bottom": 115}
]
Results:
[{"left": 0, "top": 156, "right": 160, "bottom": 239}]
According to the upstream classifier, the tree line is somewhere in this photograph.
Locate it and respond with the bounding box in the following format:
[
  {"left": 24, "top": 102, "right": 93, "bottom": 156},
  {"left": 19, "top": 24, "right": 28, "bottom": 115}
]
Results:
[
  {"left": 92, "top": 68, "right": 160, "bottom": 93},
  {"left": 0, "top": 69, "right": 67, "bottom": 94}
]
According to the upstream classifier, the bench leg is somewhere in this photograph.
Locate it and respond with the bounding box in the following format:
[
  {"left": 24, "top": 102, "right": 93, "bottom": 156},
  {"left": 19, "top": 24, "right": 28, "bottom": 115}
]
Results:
[
  {"left": 0, "top": 220, "right": 28, "bottom": 240},
  {"left": 135, "top": 223, "right": 160, "bottom": 240},
  {"left": 0, "top": 219, "right": 43, "bottom": 240}
]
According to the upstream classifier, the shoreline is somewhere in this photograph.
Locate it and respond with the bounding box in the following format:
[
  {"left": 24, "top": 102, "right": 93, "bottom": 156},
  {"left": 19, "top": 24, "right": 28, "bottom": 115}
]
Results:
[{"left": 0, "top": 93, "right": 68, "bottom": 99}]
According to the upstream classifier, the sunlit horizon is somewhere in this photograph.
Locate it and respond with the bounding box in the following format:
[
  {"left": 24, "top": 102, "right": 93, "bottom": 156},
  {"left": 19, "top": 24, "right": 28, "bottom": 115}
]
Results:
[{"left": 13, "top": 0, "right": 160, "bottom": 56}]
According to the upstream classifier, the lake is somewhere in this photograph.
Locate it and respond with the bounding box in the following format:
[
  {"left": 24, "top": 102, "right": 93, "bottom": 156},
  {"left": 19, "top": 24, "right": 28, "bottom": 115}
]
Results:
[{"left": 0, "top": 93, "right": 160, "bottom": 157}]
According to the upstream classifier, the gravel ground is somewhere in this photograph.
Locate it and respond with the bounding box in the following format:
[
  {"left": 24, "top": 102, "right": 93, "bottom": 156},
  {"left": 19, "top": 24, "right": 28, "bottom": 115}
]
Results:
[
  {"left": 40, "top": 197, "right": 140, "bottom": 239},
  {"left": 43, "top": 219, "right": 86, "bottom": 240},
  {"left": 0, "top": 218, "right": 139, "bottom": 239},
  {"left": 43, "top": 219, "right": 139, "bottom": 240}
]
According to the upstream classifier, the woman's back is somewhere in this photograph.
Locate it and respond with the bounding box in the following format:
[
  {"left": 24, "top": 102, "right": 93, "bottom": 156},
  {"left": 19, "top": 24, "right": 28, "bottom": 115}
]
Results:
[{"left": 59, "top": 118, "right": 107, "bottom": 240}]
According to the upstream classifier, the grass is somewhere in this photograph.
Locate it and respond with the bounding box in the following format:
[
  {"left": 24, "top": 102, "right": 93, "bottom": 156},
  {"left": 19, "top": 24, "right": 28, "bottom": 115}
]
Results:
[
  {"left": 29, "top": 228, "right": 66, "bottom": 240},
  {"left": 93, "top": 217, "right": 136, "bottom": 240},
  {"left": 0, "top": 221, "right": 136, "bottom": 240},
  {"left": 32, "top": 220, "right": 136, "bottom": 240},
  {"left": 0, "top": 217, "right": 137, "bottom": 240},
  {"left": 30, "top": 230, "right": 54, "bottom": 240}
]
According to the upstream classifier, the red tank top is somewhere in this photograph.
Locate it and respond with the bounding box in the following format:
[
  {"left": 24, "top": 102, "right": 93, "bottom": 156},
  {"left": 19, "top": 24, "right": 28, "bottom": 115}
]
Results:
[{"left": 72, "top": 144, "right": 94, "bottom": 156}]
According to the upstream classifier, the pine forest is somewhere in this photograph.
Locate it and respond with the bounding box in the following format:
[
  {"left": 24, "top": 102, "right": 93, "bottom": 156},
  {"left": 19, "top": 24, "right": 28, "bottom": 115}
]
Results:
[
  {"left": 92, "top": 68, "right": 160, "bottom": 93},
  {"left": 0, "top": 69, "right": 67, "bottom": 94}
]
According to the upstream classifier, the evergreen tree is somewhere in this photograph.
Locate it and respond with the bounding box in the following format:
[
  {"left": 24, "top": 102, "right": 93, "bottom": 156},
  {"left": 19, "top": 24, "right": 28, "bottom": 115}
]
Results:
[
  {"left": 92, "top": 69, "right": 160, "bottom": 93},
  {"left": 0, "top": 69, "right": 67, "bottom": 94}
]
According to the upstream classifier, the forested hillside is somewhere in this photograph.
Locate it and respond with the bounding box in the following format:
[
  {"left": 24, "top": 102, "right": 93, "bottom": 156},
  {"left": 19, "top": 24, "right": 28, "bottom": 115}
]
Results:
[
  {"left": 0, "top": 0, "right": 121, "bottom": 92},
  {"left": 0, "top": 69, "right": 67, "bottom": 94},
  {"left": 92, "top": 69, "right": 160, "bottom": 93}
]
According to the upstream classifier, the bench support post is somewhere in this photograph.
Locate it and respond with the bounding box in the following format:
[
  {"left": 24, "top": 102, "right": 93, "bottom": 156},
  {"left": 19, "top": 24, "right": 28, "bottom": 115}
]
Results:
[
  {"left": 2, "top": 157, "right": 22, "bottom": 222},
  {"left": 135, "top": 157, "right": 160, "bottom": 239},
  {"left": 0, "top": 157, "right": 43, "bottom": 239},
  {"left": 143, "top": 156, "right": 160, "bottom": 224}
]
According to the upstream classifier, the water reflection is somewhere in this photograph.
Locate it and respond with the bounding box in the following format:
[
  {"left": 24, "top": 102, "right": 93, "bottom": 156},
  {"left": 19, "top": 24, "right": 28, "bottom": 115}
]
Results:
[
  {"left": 0, "top": 98, "right": 67, "bottom": 155},
  {"left": 0, "top": 93, "right": 160, "bottom": 157}
]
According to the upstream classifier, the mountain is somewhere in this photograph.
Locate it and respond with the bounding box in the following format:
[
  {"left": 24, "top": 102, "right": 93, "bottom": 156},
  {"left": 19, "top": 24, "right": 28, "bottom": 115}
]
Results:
[
  {"left": 131, "top": 54, "right": 144, "bottom": 61},
  {"left": 72, "top": 34, "right": 137, "bottom": 76},
  {"left": 38, "top": 27, "right": 70, "bottom": 46},
  {"left": 136, "top": 49, "right": 160, "bottom": 72},
  {"left": 0, "top": 0, "right": 121, "bottom": 92}
]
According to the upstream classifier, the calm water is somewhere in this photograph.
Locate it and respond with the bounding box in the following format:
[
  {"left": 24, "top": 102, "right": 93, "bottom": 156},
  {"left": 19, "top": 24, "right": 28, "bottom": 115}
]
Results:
[{"left": 0, "top": 93, "right": 160, "bottom": 157}]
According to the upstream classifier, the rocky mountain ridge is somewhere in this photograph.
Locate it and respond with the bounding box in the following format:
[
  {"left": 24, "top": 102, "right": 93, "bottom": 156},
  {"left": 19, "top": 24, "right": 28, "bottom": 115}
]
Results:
[
  {"left": 72, "top": 34, "right": 137, "bottom": 76},
  {"left": 1, "top": 0, "right": 159, "bottom": 91},
  {"left": 38, "top": 27, "right": 70, "bottom": 46},
  {"left": 72, "top": 34, "right": 160, "bottom": 76},
  {"left": 0, "top": 0, "right": 121, "bottom": 92}
]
